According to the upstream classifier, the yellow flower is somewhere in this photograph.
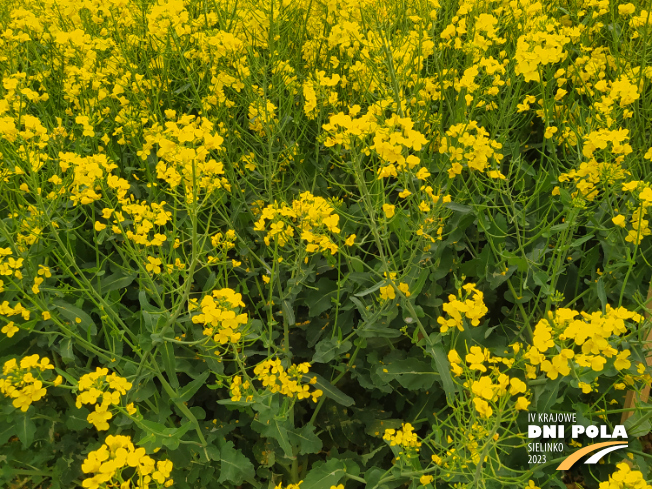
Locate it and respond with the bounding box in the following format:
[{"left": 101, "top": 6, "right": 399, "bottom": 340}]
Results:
[
  {"left": 544, "top": 126, "right": 558, "bottom": 139},
  {"left": 345, "top": 234, "right": 356, "bottom": 246},
  {"left": 420, "top": 475, "right": 434, "bottom": 485},
  {"left": 87, "top": 408, "right": 112, "bottom": 431},
  {"left": 612, "top": 215, "right": 626, "bottom": 227},
  {"left": 32, "top": 277, "right": 44, "bottom": 294},
  {"left": 508, "top": 378, "right": 527, "bottom": 395},
  {"left": 1, "top": 322, "right": 18, "bottom": 338},
  {"left": 415, "top": 167, "right": 431, "bottom": 179},
  {"left": 42, "top": 311, "right": 51, "bottom": 320},
  {"left": 94, "top": 221, "right": 107, "bottom": 231},
  {"left": 397, "top": 282, "right": 411, "bottom": 297},
  {"left": 382, "top": 204, "right": 396, "bottom": 218},
  {"left": 379, "top": 285, "right": 395, "bottom": 301},
  {"left": 515, "top": 397, "right": 530, "bottom": 411},
  {"left": 146, "top": 257, "right": 162, "bottom": 274},
  {"left": 473, "top": 397, "right": 493, "bottom": 418},
  {"left": 618, "top": 3, "right": 635, "bottom": 15},
  {"left": 37, "top": 265, "right": 52, "bottom": 277},
  {"left": 614, "top": 350, "right": 631, "bottom": 370}
]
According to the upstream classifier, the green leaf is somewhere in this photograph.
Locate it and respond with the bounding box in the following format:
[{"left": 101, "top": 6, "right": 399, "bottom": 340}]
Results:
[
  {"left": 16, "top": 413, "right": 36, "bottom": 448},
  {"left": 365, "top": 418, "right": 404, "bottom": 437},
  {"left": 356, "top": 320, "right": 402, "bottom": 338},
  {"left": 282, "top": 300, "right": 296, "bottom": 326},
  {"left": 66, "top": 406, "right": 91, "bottom": 431},
  {"left": 206, "top": 445, "right": 220, "bottom": 461},
  {"left": 446, "top": 202, "right": 472, "bottom": 214},
  {"left": 58, "top": 338, "right": 75, "bottom": 364},
  {"left": 312, "top": 338, "right": 352, "bottom": 363},
  {"left": 178, "top": 371, "right": 210, "bottom": 403},
  {"left": 300, "top": 458, "right": 347, "bottom": 489},
  {"left": 536, "top": 377, "right": 561, "bottom": 414},
  {"left": 533, "top": 271, "right": 549, "bottom": 287},
  {"left": 159, "top": 342, "right": 178, "bottom": 389},
  {"left": 570, "top": 233, "right": 595, "bottom": 248},
  {"left": 597, "top": 278, "right": 607, "bottom": 311},
  {"left": 0, "top": 419, "right": 15, "bottom": 445},
  {"left": 53, "top": 299, "right": 97, "bottom": 336},
  {"left": 302, "top": 373, "right": 354, "bottom": 407},
  {"left": 131, "top": 376, "right": 157, "bottom": 402},
  {"left": 374, "top": 357, "right": 439, "bottom": 390},
  {"left": 288, "top": 424, "right": 323, "bottom": 455},
  {"left": 354, "top": 281, "right": 384, "bottom": 297},
  {"left": 99, "top": 271, "right": 136, "bottom": 293},
  {"left": 55, "top": 367, "right": 78, "bottom": 386},
  {"left": 304, "top": 278, "right": 338, "bottom": 317},
  {"left": 251, "top": 418, "right": 294, "bottom": 459},
  {"left": 429, "top": 342, "right": 457, "bottom": 405},
  {"left": 218, "top": 440, "right": 255, "bottom": 485},
  {"left": 349, "top": 296, "right": 369, "bottom": 320},
  {"left": 549, "top": 222, "right": 569, "bottom": 232},
  {"left": 137, "top": 420, "right": 194, "bottom": 451},
  {"left": 624, "top": 410, "right": 652, "bottom": 438}
]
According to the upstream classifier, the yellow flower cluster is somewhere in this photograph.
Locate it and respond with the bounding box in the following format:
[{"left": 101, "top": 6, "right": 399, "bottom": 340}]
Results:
[
  {"left": 612, "top": 180, "right": 652, "bottom": 245},
  {"left": 514, "top": 19, "right": 573, "bottom": 83},
  {"left": 0, "top": 248, "right": 23, "bottom": 285},
  {"left": 97, "top": 201, "right": 172, "bottom": 247},
  {"left": 0, "top": 298, "right": 31, "bottom": 338},
  {"left": 208, "top": 230, "right": 238, "bottom": 265},
  {"left": 383, "top": 422, "right": 421, "bottom": 449},
  {"left": 321, "top": 106, "right": 430, "bottom": 181},
  {"left": 435, "top": 422, "right": 494, "bottom": 471},
  {"left": 81, "top": 434, "right": 173, "bottom": 489},
  {"left": 437, "top": 283, "right": 488, "bottom": 333},
  {"left": 557, "top": 129, "right": 632, "bottom": 201},
  {"left": 253, "top": 192, "right": 341, "bottom": 255},
  {"left": 378, "top": 272, "right": 410, "bottom": 301},
  {"left": 371, "top": 114, "right": 428, "bottom": 180},
  {"left": 0, "top": 355, "right": 61, "bottom": 412},
  {"left": 251, "top": 358, "right": 322, "bottom": 402},
  {"left": 248, "top": 99, "right": 278, "bottom": 137},
  {"left": 598, "top": 462, "right": 652, "bottom": 489},
  {"left": 301, "top": 70, "right": 341, "bottom": 120},
  {"left": 448, "top": 346, "right": 530, "bottom": 418},
  {"left": 76, "top": 367, "right": 135, "bottom": 431},
  {"left": 140, "top": 114, "right": 229, "bottom": 203},
  {"left": 229, "top": 375, "right": 253, "bottom": 403},
  {"left": 438, "top": 121, "right": 504, "bottom": 179},
  {"left": 273, "top": 482, "right": 302, "bottom": 489},
  {"left": 211, "top": 230, "right": 236, "bottom": 252},
  {"left": 191, "top": 288, "right": 248, "bottom": 350},
  {"left": 523, "top": 306, "right": 643, "bottom": 388},
  {"left": 58, "top": 152, "right": 119, "bottom": 206},
  {"left": 146, "top": 0, "right": 189, "bottom": 39}
]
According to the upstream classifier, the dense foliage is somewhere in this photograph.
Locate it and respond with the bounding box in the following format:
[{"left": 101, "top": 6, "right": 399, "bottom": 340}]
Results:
[{"left": 1, "top": 0, "right": 652, "bottom": 488}]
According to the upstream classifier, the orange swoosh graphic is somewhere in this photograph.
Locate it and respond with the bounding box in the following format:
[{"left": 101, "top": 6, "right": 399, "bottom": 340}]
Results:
[{"left": 557, "top": 441, "right": 626, "bottom": 470}]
